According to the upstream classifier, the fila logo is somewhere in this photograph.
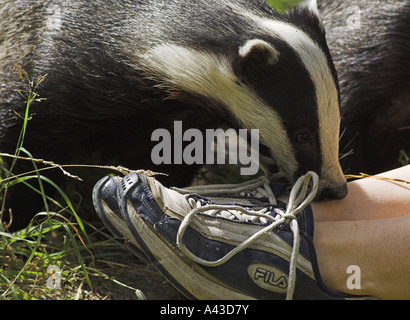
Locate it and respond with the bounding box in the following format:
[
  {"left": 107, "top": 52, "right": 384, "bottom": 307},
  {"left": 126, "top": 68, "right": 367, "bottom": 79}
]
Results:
[
  {"left": 254, "top": 267, "right": 288, "bottom": 288},
  {"left": 247, "top": 264, "right": 288, "bottom": 294}
]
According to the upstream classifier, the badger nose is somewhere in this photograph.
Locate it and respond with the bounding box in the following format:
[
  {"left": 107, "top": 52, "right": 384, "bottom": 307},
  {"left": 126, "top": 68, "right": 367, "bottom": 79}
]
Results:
[{"left": 316, "top": 183, "right": 348, "bottom": 201}]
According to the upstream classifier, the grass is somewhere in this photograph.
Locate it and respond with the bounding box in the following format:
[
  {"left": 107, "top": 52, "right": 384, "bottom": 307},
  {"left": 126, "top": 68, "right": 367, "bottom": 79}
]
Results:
[
  {"left": 0, "top": 66, "right": 183, "bottom": 300},
  {"left": 0, "top": 217, "right": 180, "bottom": 300},
  {"left": 0, "top": 67, "right": 90, "bottom": 300},
  {"left": 267, "top": 0, "right": 303, "bottom": 12},
  {"left": 0, "top": 210, "right": 178, "bottom": 300}
]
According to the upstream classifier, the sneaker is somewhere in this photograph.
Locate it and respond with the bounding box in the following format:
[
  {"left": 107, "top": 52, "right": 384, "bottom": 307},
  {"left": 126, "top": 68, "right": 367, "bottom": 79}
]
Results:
[
  {"left": 113, "top": 171, "right": 362, "bottom": 300},
  {"left": 92, "top": 175, "right": 149, "bottom": 263}
]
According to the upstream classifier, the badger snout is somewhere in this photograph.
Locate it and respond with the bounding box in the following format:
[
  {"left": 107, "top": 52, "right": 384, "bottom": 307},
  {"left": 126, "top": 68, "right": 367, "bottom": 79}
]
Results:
[{"left": 316, "top": 181, "right": 348, "bottom": 201}]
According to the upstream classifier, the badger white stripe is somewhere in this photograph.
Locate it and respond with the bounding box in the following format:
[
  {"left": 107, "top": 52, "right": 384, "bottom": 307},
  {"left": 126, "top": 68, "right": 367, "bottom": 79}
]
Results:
[{"left": 142, "top": 44, "right": 298, "bottom": 176}]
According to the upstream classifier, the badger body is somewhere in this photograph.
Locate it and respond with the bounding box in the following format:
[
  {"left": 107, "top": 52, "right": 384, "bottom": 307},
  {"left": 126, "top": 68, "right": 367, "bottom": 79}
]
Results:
[
  {"left": 319, "top": 0, "right": 410, "bottom": 175},
  {"left": 0, "top": 0, "right": 348, "bottom": 229}
]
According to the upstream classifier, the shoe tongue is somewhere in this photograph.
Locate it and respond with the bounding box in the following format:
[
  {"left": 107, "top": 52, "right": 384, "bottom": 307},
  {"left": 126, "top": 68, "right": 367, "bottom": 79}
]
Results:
[
  {"left": 268, "top": 201, "right": 314, "bottom": 239},
  {"left": 268, "top": 175, "right": 315, "bottom": 239},
  {"left": 269, "top": 177, "right": 290, "bottom": 198}
]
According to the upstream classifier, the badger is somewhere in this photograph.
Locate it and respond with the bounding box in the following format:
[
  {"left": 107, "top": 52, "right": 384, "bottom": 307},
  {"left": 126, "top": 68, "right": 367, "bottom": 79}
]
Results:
[
  {"left": 0, "top": 0, "right": 348, "bottom": 230},
  {"left": 318, "top": 0, "right": 410, "bottom": 175}
]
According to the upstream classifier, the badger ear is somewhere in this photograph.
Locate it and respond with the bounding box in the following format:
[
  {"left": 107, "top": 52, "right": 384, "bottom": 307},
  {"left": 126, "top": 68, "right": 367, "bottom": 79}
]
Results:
[
  {"left": 299, "top": 0, "right": 321, "bottom": 20},
  {"left": 289, "top": 0, "right": 324, "bottom": 32},
  {"left": 234, "top": 39, "right": 279, "bottom": 83}
]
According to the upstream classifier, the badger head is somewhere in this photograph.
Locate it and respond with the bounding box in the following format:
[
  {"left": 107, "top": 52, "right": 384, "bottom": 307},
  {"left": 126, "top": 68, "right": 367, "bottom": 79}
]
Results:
[
  {"left": 231, "top": 0, "right": 348, "bottom": 200},
  {"left": 142, "top": 0, "right": 347, "bottom": 200}
]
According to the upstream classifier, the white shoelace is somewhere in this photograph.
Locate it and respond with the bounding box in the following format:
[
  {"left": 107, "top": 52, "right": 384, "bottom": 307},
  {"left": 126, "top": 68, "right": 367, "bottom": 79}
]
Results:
[
  {"left": 174, "top": 172, "right": 281, "bottom": 205},
  {"left": 176, "top": 171, "right": 319, "bottom": 300}
]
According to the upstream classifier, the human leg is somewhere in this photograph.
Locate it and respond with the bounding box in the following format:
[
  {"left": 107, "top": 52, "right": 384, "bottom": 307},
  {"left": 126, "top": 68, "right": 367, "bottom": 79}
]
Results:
[
  {"left": 313, "top": 215, "right": 410, "bottom": 300},
  {"left": 312, "top": 165, "right": 410, "bottom": 299},
  {"left": 313, "top": 165, "right": 410, "bottom": 222}
]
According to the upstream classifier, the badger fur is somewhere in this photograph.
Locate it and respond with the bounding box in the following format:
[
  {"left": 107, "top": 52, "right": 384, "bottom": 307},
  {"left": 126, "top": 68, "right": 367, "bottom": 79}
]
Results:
[
  {"left": 319, "top": 0, "right": 410, "bottom": 175},
  {"left": 0, "top": 0, "right": 348, "bottom": 229}
]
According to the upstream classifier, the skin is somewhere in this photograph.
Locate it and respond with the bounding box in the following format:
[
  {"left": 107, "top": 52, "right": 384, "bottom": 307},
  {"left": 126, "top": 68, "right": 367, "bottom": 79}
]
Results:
[{"left": 311, "top": 165, "right": 410, "bottom": 300}]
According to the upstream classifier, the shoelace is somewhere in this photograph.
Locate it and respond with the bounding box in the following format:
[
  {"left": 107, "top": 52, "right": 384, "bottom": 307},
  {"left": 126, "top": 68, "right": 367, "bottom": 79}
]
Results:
[
  {"left": 173, "top": 173, "right": 280, "bottom": 205},
  {"left": 186, "top": 197, "right": 278, "bottom": 224},
  {"left": 176, "top": 171, "right": 319, "bottom": 300}
]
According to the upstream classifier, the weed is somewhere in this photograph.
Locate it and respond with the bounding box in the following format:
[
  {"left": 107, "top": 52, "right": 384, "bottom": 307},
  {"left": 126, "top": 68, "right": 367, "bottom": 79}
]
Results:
[{"left": 0, "top": 66, "right": 163, "bottom": 300}]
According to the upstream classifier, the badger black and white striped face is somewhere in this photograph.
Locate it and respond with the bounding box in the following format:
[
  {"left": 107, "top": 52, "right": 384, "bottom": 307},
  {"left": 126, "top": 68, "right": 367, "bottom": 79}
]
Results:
[
  {"left": 235, "top": 0, "right": 348, "bottom": 200},
  {"left": 140, "top": 0, "right": 347, "bottom": 200}
]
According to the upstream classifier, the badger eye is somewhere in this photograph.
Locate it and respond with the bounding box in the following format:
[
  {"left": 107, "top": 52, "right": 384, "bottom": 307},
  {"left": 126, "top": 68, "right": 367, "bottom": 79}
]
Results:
[{"left": 296, "top": 132, "right": 311, "bottom": 144}]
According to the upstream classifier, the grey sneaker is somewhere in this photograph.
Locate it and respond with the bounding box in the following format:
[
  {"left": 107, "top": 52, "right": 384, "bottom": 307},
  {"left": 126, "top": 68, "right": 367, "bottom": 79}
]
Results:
[
  {"left": 108, "top": 171, "right": 362, "bottom": 300},
  {"left": 92, "top": 175, "right": 149, "bottom": 263}
]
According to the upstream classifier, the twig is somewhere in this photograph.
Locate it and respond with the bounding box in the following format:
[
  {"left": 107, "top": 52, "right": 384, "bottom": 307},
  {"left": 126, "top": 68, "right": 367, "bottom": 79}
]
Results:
[
  {"left": 345, "top": 173, "right": 410, "bottom": 185},
  {"left": 0, "top": 152, "right": 167, "bottom": 183}
]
